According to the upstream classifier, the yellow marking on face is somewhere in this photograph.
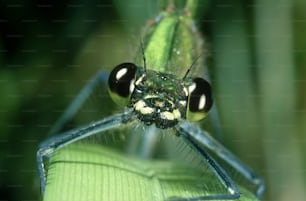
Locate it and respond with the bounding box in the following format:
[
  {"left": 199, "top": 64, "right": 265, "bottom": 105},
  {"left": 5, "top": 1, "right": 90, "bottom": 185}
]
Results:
[
  {"left": 179, "top": 100, "right": 187, "bottom": 107},
  {"left": 154, "top": 100, "right": 165, "bottom": 108},
  {"left": 160, "top": 111, "right": 175, "bottom": 120},
  {"left": 134, "top": 100, "right": 146, "bottom": 111},
  {"left": 140, "top": 107, "right": 154, "bottom": 115},
  {"left": 183, "top": 86, "right": 189, "bottom": 96},
  {"left": 135, "top": 74, "right": 145, "bottom": 86},
  {"left": 173, "top": 109, "right": 181, "bottom": 119}
]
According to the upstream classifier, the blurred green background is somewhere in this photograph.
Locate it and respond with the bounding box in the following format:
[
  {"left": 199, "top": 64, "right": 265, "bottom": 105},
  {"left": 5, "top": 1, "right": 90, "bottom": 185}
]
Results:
[{"left": 0, "top": 0, "right": 305, "bottom": 201}]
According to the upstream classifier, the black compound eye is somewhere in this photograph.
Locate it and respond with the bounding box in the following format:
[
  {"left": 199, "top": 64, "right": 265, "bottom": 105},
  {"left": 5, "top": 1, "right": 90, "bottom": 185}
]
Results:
[
  {"left": 186, "top": 77, "right": 213, "bottom": 121},
  {"left": 108, "top": 62, "right": 137, "bottom": 106}
]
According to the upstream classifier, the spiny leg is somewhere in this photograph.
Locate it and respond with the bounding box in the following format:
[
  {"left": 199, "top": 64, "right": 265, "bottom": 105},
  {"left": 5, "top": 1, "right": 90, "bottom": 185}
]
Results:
[
  {"left": 48, "top": 71, "right": 109, "bottom": 136},
  {"left": 179, "top": 122, "right": 265, "bottom": 199},
  {"left": 37, "top": 109, "right": 133, "bottom": 194},
  {"left": 173, "top": 124, "right": 240, "bottom": 201}
]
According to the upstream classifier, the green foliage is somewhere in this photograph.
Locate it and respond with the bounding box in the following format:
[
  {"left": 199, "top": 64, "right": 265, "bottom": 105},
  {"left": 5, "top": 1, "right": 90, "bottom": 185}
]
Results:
[{"left": 44, "top": 144, "right": 258, "bottom": 201}]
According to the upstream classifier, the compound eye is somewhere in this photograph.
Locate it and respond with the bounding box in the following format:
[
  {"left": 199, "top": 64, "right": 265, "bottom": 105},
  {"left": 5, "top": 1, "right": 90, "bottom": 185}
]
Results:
[
  {"left": 108, "top": 62, "right": 137, "bottom": 106},
  {"left": 186, "top": 78, "right": 213, "bottom": 121}
]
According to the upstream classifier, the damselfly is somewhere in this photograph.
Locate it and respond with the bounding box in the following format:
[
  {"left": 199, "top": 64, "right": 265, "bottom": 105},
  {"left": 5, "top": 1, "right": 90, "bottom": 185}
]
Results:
[{"left": 37, "top": 1, "right": 264, "bottom": 200}]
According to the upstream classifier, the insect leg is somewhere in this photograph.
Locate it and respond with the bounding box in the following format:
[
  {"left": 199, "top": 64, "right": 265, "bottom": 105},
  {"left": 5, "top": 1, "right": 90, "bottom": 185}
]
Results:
[
  {"left": 48, "top": 71, "right": 109, "bottom": 136},
  {"left": 178, "top": 122, "right": 265, "bottom": 199},
  {"left": 37, "top": 109, "right": 133, "bottom": 194},
  {"left": 175, "top": 124, "right": 240, "bottom": 200}
]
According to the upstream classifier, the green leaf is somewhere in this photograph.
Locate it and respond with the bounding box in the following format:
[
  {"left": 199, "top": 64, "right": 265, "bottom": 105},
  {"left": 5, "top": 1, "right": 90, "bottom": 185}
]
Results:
[{"left": 44, "top": 143, "right": 259, "bottom": 201}]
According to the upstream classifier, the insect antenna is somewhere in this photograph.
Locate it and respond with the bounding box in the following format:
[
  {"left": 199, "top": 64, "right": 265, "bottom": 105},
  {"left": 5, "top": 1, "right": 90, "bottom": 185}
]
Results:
[
  {"left": 182, "top": 54, "right": 202, "bottom": 80},
  {"left": 140, "top": 39, "right": 147, "bottom": 77}
]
